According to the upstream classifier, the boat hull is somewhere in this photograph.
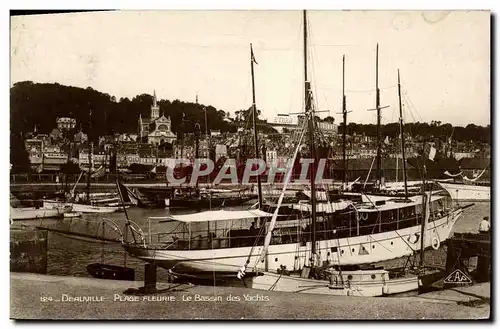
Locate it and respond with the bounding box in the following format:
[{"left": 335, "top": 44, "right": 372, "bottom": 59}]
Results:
[
  {"left": 438, "top": 182, "right": 490, "bottom": 201},
  {"left": 43, "top": 201, "right": 120, "bottom": 213},
  {"left": 123, "top": 207, "right": 463, "bottom": 274},
  {"left": 166, "top": 196, "right": 254, "bottom": 209},
  {"left": 71, "top": 203, "right": 121, "bottom": 213},
  {"left": 86, "top": 263, "right": 135, "bottom": 281},
  {"left": 63, "top": 212, "right": 82, "bottom": 218},
  {"left": 10, "top": 207, "right": 64, "bottom": 220},
  {"left": 248, "top": 270, "right": 419, "bottom": 297}
]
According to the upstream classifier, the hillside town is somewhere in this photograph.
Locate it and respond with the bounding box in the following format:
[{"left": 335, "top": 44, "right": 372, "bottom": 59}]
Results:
[{"left": 19, "top": 89, "right": 490, "bottom": 181}]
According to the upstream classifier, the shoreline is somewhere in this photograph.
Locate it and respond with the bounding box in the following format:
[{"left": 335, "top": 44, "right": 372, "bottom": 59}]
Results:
[{"left": 10, "top": 272, "right": 490, "bottom": 320}]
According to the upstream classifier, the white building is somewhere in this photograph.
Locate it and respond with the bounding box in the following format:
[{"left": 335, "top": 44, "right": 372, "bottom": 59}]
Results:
[
  {"left": 138, "top": 90, "right": 177, "bottom": 145},
  {"left": 78, "top": 147, "right": 110, "bottom": 171},
  {"left": 266, "top": 149, "right": 278, "bottom": 167},
  {"left": 57, "top": 117, "right": 77, "bottom": 131}
]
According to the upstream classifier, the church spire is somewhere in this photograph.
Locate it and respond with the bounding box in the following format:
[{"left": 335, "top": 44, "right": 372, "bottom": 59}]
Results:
[{"left": 151, "top": 89, "right": 160, "bottom": 120}]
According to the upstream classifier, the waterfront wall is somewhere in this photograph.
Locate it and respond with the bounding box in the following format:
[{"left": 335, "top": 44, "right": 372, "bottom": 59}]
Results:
[{"left": 10, "top": 228, "right": 48, "bottom": 274}]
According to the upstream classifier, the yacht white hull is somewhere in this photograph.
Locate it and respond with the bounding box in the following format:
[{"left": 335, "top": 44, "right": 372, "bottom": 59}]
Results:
[
  {"left": 342, "top": 192, "right": 433, "bottom": 204},
  {"left": 10, "top": 207, "right": 64, "bottom": 220},
  {"left": 249, "top": 270, "right": 419, "bottom": 296},
  {"left": 43, "top": 200, "right": 120, "bottom": 213},
  {"left": 71, "top": 203, "right": 121, "bottom": 213},
  {"left": 438, "top": 182, "right": 490, "bottom": 201},
  {"left": 124, "top": 207, "right": 464, "bottom": 273}
]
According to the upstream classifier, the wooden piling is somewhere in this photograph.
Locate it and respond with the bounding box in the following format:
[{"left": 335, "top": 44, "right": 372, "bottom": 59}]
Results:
[{"left": 144, "top": 263, "right": 158, "bottom": 293}]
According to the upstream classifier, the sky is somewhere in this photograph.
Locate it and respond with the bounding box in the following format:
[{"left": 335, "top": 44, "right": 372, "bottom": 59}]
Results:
[{"left": 10, "top": 10, "right": 490, "bottom": 127}]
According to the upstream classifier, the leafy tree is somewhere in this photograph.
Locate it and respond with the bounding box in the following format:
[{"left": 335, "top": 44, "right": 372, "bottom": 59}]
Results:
[
  {"left": 10, "top": 132, "right": 30, "bottom": 173},
  {"left": 323, "top": 116, "right": 336, "bottom": 123}
]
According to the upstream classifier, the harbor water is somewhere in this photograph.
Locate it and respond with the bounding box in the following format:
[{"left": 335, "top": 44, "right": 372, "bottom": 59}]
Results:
[{"left": 12, "top": 201, "right": 490, "bottom": 284}]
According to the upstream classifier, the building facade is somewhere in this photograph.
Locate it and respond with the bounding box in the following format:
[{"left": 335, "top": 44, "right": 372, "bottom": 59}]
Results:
[
  {"left": 57, "top": 117, "right": 77, "bottom": 131},
  {"left": 138, "top": 90, "right": 177, "bottom": 145}
]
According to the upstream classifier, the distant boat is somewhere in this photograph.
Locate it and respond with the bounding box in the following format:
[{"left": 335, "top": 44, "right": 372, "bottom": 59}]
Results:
[
  {"left": 63, "top": 211, "right": 82, "bottom": 218},
  {"left": 42, "top": 200, "right": 121, "bottom": 214},
  {"left": 407, "top": 155, "right": 461, "bottom": 179},
  {"left": 137, "top": 186, "right": 254, "bottom": 210},
  {"left": 437, "top": 181, "right": 490, "bottom": 202},
  {"left": 10, "top": 206, "right": 67, "bottom": 221}
]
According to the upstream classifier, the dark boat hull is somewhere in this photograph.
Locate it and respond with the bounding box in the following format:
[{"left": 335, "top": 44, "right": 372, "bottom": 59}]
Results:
[
  {"left": 86, "top": 263, "right": 135, "bottom": 281},
  {"left": 168, "top": 196, "right": 255, "bottom": 209}
]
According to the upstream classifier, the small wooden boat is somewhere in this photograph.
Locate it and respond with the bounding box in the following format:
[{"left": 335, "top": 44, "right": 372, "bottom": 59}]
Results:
[
  {"left": 71, "top": 203, "right": 122, "bottom": 213},
  {"left": 43, "top": 200, "right": 121, "bottom": 213},
  {"left": 167, "top": 265, "right": 420, "bottom": 297},
  {"left": 86, "top": 263, "right": 135, "bottom": 281},
  {"left": 247, "top": 267, "right": 419, "bottom": 297},
  {"left": 63, "top": 212, "right": 82, "bottom": 218},
  {"left": 10, "top": 206, "right": 68, "bottom": 221}
]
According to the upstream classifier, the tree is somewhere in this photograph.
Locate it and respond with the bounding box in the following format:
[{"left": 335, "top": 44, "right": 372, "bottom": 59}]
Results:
[
  {"left": 10, "top": 82, "right": 238, "bottom": 138},
  {"left": 323, "top": 116, "right": 335, "bottom": 123},
  {"left": 10, "top": 132, "right": 30, "bottom": 173}
]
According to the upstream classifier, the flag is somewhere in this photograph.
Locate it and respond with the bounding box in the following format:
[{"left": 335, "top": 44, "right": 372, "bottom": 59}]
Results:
[
  {"left": 384, "top": 136, "right": 389, "bottom": 145},
  {"left": 116, "top": 180, "right": 131, "bottom": 203},
  {"left": 150, "top": 166, "right": 157, "bottom": 173},
  {"left": 424, "top": 144, "right": 437, "bottom": 161},
  {"left": 251, "top": 45, "right": 258, "bottom": 65},
  {"left": 428, "top": 146, "right": 436, "bottom": 161}
]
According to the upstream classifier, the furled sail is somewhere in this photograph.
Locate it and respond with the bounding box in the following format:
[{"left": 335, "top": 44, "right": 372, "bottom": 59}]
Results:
[
  {"left": 257, "top": 127, "right": 307, "bottom": 264},
  {"left": 236, "top": 125, "right": 306, "bottom": 279}
]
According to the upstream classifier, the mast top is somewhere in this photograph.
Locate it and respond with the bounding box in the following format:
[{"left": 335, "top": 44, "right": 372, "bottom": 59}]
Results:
[{"left": 303, "top": 10, "right": 308, "bottom": 86}]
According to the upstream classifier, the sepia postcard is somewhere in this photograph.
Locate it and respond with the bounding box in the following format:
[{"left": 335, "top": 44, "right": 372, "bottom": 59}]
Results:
[{"left": 9, "top": 9, "right": 491, "bottom": 320}]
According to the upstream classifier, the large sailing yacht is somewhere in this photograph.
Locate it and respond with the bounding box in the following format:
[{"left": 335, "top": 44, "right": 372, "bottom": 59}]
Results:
[{"left": 121, "top": 11, "right": 468, "bottom": 279}]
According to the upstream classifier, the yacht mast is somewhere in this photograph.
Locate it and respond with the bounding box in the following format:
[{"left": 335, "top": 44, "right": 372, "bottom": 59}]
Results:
[
  {"left": 250, "top": 43, "right": 263, "bottom": 209},
  {"left": 342, "top": 55, "right": 348, "bottom": 188},
  {"left": 86, "top": 108, "right": 92, "bottom": 203},
  {"left": 397, "top": 70, "right": 409, "bottom": 200},
  {"left": 419, "top": 143, "right": 428, "bottom": 270},
  {"left": 375, "top": 43, "right": 382, "bottom": 186},
  {"left": 367, "top": 44, "right": 389, "bottom": 188},
  {"left": 303, "top": 10, "right": 317, "bottom": 264}
]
